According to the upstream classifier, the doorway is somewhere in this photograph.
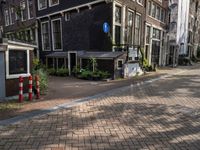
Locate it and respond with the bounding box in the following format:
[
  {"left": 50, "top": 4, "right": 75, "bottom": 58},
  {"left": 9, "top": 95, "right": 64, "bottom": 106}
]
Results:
[
  {"left": 0, "top": 52, "right": 5, "bottom": 99},
  {"left": 68, "top": 52, "right": 77, "bottom": 75},
  {"left": 151, "top": 40, "right": 160, "bottom": 65}
]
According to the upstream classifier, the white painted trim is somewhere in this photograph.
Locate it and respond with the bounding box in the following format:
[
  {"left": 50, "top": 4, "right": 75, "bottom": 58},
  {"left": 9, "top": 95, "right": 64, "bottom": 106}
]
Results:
[
  {"left": 49, "top": 0, "right": 59, "bottom": 7},
  {"left": 27, "top": 0, "right": 34, "bottom": 20},
  {"left": 6, "top": 49, "right": 31, "bottom": 79},
  {"left": 41, "top": 20, "right": 51, "bottom": 51},
  {"left": 38, "top": 0, "right": 47, "bottom": 11},
  {"left": 51, "top": 18, "right": 63, "bottom": 51},
  {"left": 37, "top": 0, "right": 106, "bottom": 19}
]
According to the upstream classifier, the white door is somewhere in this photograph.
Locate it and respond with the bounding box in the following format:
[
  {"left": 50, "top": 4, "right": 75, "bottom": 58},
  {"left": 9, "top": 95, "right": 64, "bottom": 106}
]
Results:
[{"left": 0, "top": 52, "right": 5, "bottom": 99}]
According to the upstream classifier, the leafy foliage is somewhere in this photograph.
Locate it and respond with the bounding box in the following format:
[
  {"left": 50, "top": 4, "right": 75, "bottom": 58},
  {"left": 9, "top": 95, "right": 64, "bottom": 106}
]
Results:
[{"left": 32, "top": 58, "right": 48, "bottom": 94}]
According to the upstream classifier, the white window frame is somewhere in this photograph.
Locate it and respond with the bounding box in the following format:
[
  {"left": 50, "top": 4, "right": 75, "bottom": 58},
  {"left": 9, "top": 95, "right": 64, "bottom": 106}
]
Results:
[
  {"left": 134, "top": 13, "right": 142, "bottom": 46},
  {"left": 4, "top": 9, "right": 10, "bottom": 26},
  {"left": 27, "top": 0, "right": 33, "bottom": 19},
  {"left": 38, "top": 0, "right": 47, "bottom": 10},
  {"left": 113, "top": 2, "right": 124, "bottom": 50},
  {"left": 137, "top": 0, "right": 144, "bottom": 6},
  {"left": 6, "top": 48, "right": 30, "bottom": 79},
  {"left": 20, "top": 0, "right": 26, "bottom": 21},
  {"left": 49, "top": 0, "right": 59, "bottom": 7},
  {"left": 41, "top": 21, "right": 51, "bottom": 51},
  {"left": 117, "top": 59, "right": 123, "bottom": 70},
  {"left": 9, "top": 7, "right": 14, "bottom": 25},
  {"left": 51, "top": 18, "right": 63, "bottom": 51}
]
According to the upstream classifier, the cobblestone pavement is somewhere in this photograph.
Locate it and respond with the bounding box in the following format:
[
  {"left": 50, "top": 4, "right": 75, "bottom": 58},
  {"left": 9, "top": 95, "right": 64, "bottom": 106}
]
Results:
[{"left": 0, "top": 66, "right": 200, "bottom": 150}]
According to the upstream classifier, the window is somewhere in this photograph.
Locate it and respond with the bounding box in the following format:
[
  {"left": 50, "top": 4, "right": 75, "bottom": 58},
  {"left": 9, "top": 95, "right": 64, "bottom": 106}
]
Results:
[
  {"left": 27, "top": 0, "right": 34, "bottom": 19},
  {"left": 127, "top": 10, "right": 134, "bottom": 45},
  {"left": 41, "top": 22, "right": 50, "bottom": 51},
  {"left": 38, "top": 0, "right": 47, "bottom": 10},
  {"left": 114, "top": 5, "right": 122, "bottom": 45},
  {"left": 49, "top": 0, "right": 59, "bottom": 6},
  {"left": 65, "top": 13, "right": 70, "bottom": 21},
  {"left": 52, "top": 19, "right": 62, "bottom": 50},
  {"left": 152, "top": 3, "right": 156, "bottom": 18},
  {"left": 115, "top": 6, "right": 121, "bottom": 24},
  {"left": 146, "top": 26, "right": 151, "bottom": 44},
  {"left": 20, "top": 0, "right": 26, "bottom": 21},
  {"left": 137, "top": 0, "right": 143, "bottom": 5},
  {"left": 4, "top": 9, "right": 9, "bottom": 26},
  {"left": 156, "top": 6, "right": 161, "bottom": 20},
  {"left": 134, "top": 14, "right": 141, "bottom": 45},
  {"left": 153, "top": 28, "right": 161, "bottom": 39},
  {"left": 117, "top": 59, "right": 123, "bottom": 69},
  {"left": 9, "top": 50, "right": 27, "bottom": 75},
  {"left": 10, "top": 7, "right": 15, "bottom": 25},
  {"left": 161, "top": 9, "right": 165, "bottom": 22},
  {"left": 148, "top": 1, "right": 151, "bottom": 16}
]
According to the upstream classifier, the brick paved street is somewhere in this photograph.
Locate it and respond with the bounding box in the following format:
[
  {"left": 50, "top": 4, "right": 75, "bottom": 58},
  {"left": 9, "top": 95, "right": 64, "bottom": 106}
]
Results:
[{"left": 0, "top": 65, "right": 200, "bottom": 150}]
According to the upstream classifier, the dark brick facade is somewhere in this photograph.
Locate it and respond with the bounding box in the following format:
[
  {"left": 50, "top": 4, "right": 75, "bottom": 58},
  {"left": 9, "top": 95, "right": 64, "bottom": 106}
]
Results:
[{"left": 38, "top": 2, "right": 113, "bottom": 61}]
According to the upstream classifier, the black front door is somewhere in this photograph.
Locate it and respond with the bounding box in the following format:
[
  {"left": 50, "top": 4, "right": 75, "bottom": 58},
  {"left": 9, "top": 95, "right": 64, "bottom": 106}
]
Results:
[
  {"left": 69, "top": 53, "right": 76, "bottom": 74},
  {"left": 151, "top": 40, "right": 160, "bottom": 65}
]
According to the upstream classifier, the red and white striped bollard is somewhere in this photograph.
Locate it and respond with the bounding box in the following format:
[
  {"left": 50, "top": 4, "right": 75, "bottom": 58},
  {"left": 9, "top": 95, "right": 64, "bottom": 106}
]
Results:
[
  {"left": 35, "top": 75, "right": 40, "bottom": 99},
  {"left": 28, "top": 75, "right": 33, "bottom": 101},
  {"left": 19, "top": 76, "right": 24, "bottom": 103}
]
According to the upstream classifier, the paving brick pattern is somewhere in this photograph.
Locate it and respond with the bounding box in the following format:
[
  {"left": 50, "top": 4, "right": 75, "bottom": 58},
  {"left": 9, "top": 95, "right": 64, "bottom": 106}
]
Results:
[{"left": 0, "top": 66, "right": 200, "bottom": 150}]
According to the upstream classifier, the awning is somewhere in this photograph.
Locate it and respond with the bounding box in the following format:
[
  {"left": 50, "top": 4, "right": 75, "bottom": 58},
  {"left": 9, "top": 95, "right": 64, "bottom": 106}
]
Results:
[
  {"left": 78, "top": 51, "right": 126, "bottom": 59},
  {"left": 46, "top": 52, "right": 68, "bottom": 58}
]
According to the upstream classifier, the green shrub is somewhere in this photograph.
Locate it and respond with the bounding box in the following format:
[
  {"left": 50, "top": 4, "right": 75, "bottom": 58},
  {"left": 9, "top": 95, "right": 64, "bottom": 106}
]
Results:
[
  {"left": 79, "top": 69, "right": 93, "bottom": 79},
  {"left": 32, "top": 68, "right": 48, "bottom": 94},
  {"left": 72, "top": 65, "right": 81, "bottom": 76},
  {"left": 56, "top": 68, "right": 69, "bottom": 76},
  {"left": 97, "top": 70, "right": 110, "bottom": 79},
  {"left": 47, "top": 68, "right": 56, "bottom": 76},
  {"left": 78, "top": 69, "right": 110, "bottom": 80}
]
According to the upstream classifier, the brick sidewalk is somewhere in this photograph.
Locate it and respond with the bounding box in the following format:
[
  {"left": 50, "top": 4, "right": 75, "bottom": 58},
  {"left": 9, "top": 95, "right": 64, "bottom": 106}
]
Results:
[
  {"left": 0, "top": 64, "right": 199, "bottom": 150},
  {"left": 0, "top": 64, "right": 199, "bottom": 121}
]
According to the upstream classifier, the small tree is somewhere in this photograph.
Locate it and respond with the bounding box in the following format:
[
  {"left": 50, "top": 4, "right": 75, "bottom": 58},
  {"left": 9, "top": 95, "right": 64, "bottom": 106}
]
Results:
[{"left": 89, "top": 57, "right": 97, "bottom": 72}]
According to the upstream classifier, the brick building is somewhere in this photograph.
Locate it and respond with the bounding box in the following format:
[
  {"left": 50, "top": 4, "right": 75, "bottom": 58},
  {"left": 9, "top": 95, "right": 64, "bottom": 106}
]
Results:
[
  {"left": 145, "top": 0, "right": 168, "bottom": 66},
  {"left": 36, "top": 0, "right": 146, "bottom": 77}
]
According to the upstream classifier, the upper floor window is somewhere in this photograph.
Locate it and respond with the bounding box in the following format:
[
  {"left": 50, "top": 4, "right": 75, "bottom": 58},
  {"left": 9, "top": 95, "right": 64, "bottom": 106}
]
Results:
[
  {"left": 134, "top": 14, "right": 141, "bottom": 45},
  {"left": 41, "top": 21, "right": 50, "bottom": 51},
  {"left": 51, "top": 19, "right": 62, "bottom": 50},
  {"left": 10, "top": 7, "right": 15, "bottom": 25},
  {"left": 49, "top": 0, "right": 59, "bottom": 7},
  {"left": 38, "top": 0, "right": 47, "bottom": 10},
  {"left": 147, "top": 1, "right": 151, "bottom": 16},
  {"left": 114, "top": 5, "right": 122, "bottom": 45},
  {"left": 137, "top": 0, "right": 143, "bottom": 5},
  {"left": 20, "top": 0, "right": 26, "bottom": 21},
  {"left": 27, "top": 0, "right": 34, "bottom": 19},
  {"left": 127, "top": 10, "right": 134, "bottom": 45},
  {"left": 4, "top": 9, "right": 10, "bottom": 26}
]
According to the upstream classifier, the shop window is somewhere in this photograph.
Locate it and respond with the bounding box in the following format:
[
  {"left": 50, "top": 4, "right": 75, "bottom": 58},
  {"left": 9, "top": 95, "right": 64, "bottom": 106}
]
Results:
[{"left": 9, "top": 50, "right": 27, "bottom": 75}]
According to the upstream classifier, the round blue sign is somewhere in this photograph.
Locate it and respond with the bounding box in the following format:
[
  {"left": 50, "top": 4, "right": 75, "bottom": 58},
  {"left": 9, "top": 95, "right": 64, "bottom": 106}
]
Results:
[{"left": 103, "top": 22, "right": 110, "bottom": 33}]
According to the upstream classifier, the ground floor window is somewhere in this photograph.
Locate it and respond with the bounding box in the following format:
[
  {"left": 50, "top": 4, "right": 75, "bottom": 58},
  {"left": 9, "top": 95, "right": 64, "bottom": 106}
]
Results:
[
  {"left": 9, "top": 50, "right": 28, "bottom": 74},
  {"left": 117, "top": 59, "right": 123, "bottom": 69}
]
